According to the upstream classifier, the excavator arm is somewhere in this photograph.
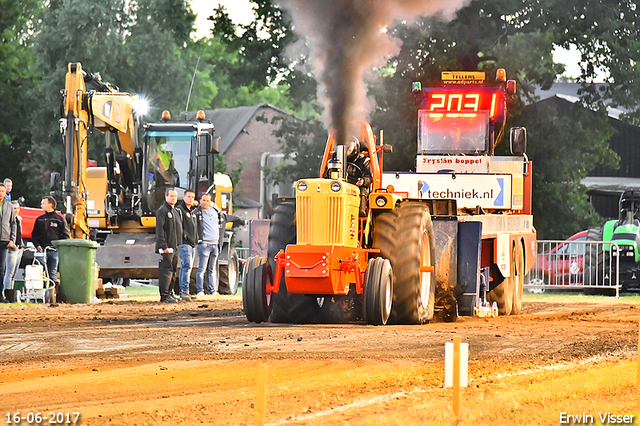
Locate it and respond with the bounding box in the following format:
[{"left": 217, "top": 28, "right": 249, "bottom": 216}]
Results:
[{"left": 60, "top": 62, "right": 146, "bottom": 238}]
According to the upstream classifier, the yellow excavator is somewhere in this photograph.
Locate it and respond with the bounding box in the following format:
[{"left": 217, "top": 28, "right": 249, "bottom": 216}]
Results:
[{"left": 59, "top": 62, "right": 239, "bottom": 293}]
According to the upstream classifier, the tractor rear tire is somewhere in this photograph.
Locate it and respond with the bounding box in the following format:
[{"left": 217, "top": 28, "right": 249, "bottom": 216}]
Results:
[
  {"left": 267, "top": 200, "right": 326, "bottom": 323},
  {"left": 363, "top": 257, "right": 393, "bottom": 325},
  {"left": 242, "top": 256, "right": 273, "bottom": 323},
  {"left": 218, "top": 246, "right": 239, "bottom": 295},
  {"left": 374, "top": 202, "right": 436, "bottom": 325},
  {"left": 510, "top": 243, "right": 525, "bottom": 315}
]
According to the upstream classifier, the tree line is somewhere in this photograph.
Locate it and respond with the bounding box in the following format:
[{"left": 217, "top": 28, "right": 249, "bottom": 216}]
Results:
[{"left": 1, "top": 0, "right": 638, "bottom": 238}]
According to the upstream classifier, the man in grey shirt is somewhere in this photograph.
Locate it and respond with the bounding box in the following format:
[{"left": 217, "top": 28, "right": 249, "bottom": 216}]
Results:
[{"left": 195, "top": 193, "right": 223, "bottom": 295}]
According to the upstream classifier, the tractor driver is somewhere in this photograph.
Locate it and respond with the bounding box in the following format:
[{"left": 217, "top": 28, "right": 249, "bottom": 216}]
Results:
[
  {"left": 345, "top": 137, "right": 372, "bottom": 217},
  {"left": 445, "top": 123, "right": 476, "bottom": 152},
  {"left": 323, "top": 136, "right": 372, "bottom": 217}
]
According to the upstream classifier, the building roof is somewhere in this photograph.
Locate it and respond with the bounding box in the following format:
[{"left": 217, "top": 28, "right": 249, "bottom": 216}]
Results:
[
  {"left": 533, "top": 82, "right": 626, "bottom": 120},
  {"left": 582, "top": 177, "right": 640, "bottom": 196},
  {"left": 188, "top": 104, "right": 293, "bottom": 154}
]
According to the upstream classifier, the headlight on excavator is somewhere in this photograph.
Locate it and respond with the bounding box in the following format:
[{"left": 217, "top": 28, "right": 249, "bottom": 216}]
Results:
[
  {"left": 330, "top": 181, "right": 341, "bottom": 192},
  {"left": 297, "top": 181, "right": 308, "bottom": 192},
  {"left": 375, "top": 196, "right": 387, "bottom": 207},
  {"left": 132, "top": 96, "right": 150, "bottom": 116}
]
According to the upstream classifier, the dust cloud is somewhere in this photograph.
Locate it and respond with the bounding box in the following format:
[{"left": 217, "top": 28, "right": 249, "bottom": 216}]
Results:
[{"left": 277, "top": 0, "right": 466, "bottom": 146}]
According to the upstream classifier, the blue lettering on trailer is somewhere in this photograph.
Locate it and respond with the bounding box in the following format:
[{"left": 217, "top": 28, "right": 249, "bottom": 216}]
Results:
[{"left": 383, "top": 173, "right": 512, "bottom": 209}]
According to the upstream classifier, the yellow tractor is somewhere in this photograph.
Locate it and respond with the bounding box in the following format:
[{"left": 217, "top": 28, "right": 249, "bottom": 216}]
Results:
[
  {"left": 243, "top": 120, "right": 434, "bottom": 325},
  {"left": 243, "top": 70, "right": 535, "bottom": 325}
]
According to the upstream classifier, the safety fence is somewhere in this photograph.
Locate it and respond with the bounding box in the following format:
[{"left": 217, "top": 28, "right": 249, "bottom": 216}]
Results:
[
  {"left": 524, "top": 240, "right": 620, "bottom": 296},
  {"left": 236, "top": 247, "right": 250, "bottom": 287}
]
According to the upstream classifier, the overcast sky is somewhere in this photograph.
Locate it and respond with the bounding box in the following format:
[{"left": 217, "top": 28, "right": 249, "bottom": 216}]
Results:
[{"left": 189, "top": 0, "right": 253, "bottom": 38}]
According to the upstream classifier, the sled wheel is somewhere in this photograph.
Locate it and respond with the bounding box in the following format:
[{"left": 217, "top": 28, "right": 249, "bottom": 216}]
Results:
[
  {"left": 242, "top": 256, "right": 273, "bottom": 323},
  {"left": 219, "top": 246, "right": 239, "bottom": 295},
  {"left": 487, "top": 252, "right": 514, "bottom": 316},
  {"left": 510, "top": 243, "right": 525, "bottom": 315}
]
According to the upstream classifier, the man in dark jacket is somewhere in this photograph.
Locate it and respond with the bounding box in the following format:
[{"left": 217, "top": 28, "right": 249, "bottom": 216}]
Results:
[
  {"left": 0, "top": 183, "right": 16, "bottom": 303},
  {"left": 176, "top": 190, "right": 198, "bottom": 301},
  {"left": 31, "top": 196, "right": 68, "bottom": 285},
  {"left": 155, "top": 188, "right": 182, "bottom": 303}
]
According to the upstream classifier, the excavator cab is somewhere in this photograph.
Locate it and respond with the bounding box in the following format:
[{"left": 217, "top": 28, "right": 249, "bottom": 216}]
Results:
[{"left": 141, "top": 119, "right": 218, "bottom": 214}]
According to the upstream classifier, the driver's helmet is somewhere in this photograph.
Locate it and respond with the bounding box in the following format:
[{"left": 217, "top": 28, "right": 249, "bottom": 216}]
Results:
[{"left": 346, "top": 136, "right": 360, "bottom": 162}]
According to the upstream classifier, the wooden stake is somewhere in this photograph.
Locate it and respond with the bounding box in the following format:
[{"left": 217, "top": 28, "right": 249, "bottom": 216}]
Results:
[
  {"left": 453, "top": 336, "right": 461, "bottom": 420},
  {"left": 256, "top": 364, "right": 268, "bottom": 426}
]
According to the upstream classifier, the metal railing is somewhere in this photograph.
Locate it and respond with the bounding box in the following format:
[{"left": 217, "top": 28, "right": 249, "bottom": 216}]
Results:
[
  {"left": 236, "top": 247, "right": 250, "bottom": 261},
  {"left": 524, "top": 240, "right": 620, "bottom": 296},
  {"left": 236, "top": 247, "right": 250, "bottom": 287}
]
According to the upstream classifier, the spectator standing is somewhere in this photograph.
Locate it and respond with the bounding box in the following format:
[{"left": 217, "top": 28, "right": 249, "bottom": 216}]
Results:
[
  {"left": 176, "top": 190, "right": 198, "bottom": 301},
  {"left": 31, "top": 196, "right": 69, "bottom": 284},
  {"left": 0, "top": 184, "right": 16, "bottom": 303},
  {"left": 3, "top": 179, "right": 12, "bottom": 202},
  {"left": 195, "top": 193, "right": 224, "bottom": 296},
  {"left": 155, "top": 188, "right": 182, "bottom": 303},
  {"left": 3, "top": 201, "right": 24, "bottom": 302}
]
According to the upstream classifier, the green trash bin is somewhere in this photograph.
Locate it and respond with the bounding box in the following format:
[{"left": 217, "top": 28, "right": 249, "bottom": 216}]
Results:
[{"left": 53, "top": 239, "right": 99, "bottom": 304}]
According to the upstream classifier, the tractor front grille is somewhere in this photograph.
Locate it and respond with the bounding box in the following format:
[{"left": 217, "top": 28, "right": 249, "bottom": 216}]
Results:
[{"left": 297, "top": 195, "right": 344, "bottom": 245}]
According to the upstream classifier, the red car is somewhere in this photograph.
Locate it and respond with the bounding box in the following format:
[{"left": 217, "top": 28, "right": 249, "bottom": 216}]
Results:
[
  {"left": 527, "top": 230, "right": 587, "bottom": 291},
  {"left": 19, "top": 206, "right": 45, "bottom": 240}
]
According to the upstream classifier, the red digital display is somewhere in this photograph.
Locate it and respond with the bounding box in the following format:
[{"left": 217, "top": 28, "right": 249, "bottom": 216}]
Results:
[{"left": 422, "top": 88, "right": 505, "bottom": 121}]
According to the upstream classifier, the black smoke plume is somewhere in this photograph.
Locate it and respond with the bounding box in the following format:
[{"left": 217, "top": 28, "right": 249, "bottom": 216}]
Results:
[{"left": 278, "top": 0, "right": 466, "bottom": 146}]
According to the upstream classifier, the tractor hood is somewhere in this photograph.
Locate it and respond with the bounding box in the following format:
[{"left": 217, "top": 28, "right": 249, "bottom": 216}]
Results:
[
  {"left": 611, "top": 223, "right": 640, "bottom": 245},
  {"left": 610, "top": 223, "right": 640, "bottom": 262}
]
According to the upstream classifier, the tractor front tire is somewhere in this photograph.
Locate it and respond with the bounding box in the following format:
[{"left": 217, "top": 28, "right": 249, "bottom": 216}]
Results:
[
  {"left": 268, "top": 201, "right": 327, "bottom": 323},
  {"left": 363, "top": 257, "right": 393, "bottom": 325}
]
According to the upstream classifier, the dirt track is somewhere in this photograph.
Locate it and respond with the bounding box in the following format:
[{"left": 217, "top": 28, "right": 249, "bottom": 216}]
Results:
[{"left": 0, "top": 296, "right": 638, "bottom": 425}]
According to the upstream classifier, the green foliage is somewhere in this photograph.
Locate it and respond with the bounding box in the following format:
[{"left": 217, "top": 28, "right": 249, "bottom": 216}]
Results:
[
  {"left": 369, "top": 0, "right": 623, "bottom": 238},
  {"left": 205, "top": 0, "right": 318, "bottom": 113},
  {"left": 262, "top": 115, "right": 327, "bottom": 185},
  {"left": 214, "top": 154, "right": 245, "bottom": 190},
  {"left": 0, "top": 0, "right": 43, "bottom": 205},
  {"left": 218, "top": 84, "right": 291, "bottom": 110},
  {"left": 518, "top": 100, "right": 618, "bottom": 238},
  {"left": 23, "top": 0, "right": 203, "bottom": 203},
  {"left": 0, "top": 0, "right": 638, "bottom": 234},
  {"left": 371, "top": 3, "right": 566, "bottom": 171},
  {"left": 520, "top": 0, "right": 640, "bottom": 124}
]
